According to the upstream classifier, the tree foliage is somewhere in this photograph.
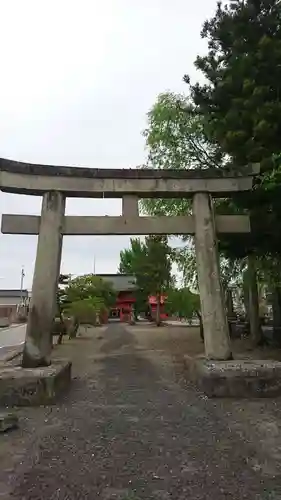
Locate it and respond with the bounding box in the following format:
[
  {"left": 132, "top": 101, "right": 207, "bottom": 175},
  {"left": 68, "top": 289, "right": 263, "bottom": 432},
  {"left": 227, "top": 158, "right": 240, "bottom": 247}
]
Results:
[
  {"left": 143, "top": 235, "right": 174, "bottom": 296},
  {"left": 175, "top": 241, "right": 245, "bottom": 291},
  {"left": 57, "top": 274, "right": 71, "bottom": 315},
  {"left": 56, "top": 274, "right": 72, "bottom": 345},
  {"left": 119, "top": 236, "right": 174, "bottom": 324},
  {"left": 65, "top": 297, "right": 105, "bottom": 327},
  {"left": 187, "top": 0, "right": 281, "bottom": 169},
  {"left": 140, "top": 89, "right": 246, "bottom": 285},
  {"left": 119, "top": 238, "right": 149, "bottom": 315},
  {"left": 140, "top": 88, "right": 246, "bottom": 277},
  {"left": 143, "top": 92, "right": 223, "bottom": 171},
  {"left": 62, "top": 274, "right": 116, "bottom": 328},
  {"left": 65, "top": 274, "right": 116, "bottom": 309},
  {"left": 166, "top": 287, "right": 200, "bottom": 319},
  {"left": 185, "top": 0, "right": 281, "bottom": 256},
  {"left": 141, "top": 91, "right": 225, "bottom": 217},
  {"left": 119, "top": 238, "right": 144, "bottom": 275}
]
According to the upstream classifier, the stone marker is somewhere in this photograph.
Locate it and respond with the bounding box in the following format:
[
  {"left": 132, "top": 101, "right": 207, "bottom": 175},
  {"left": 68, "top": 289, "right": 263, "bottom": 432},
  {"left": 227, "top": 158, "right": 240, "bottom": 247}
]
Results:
[{"left": 0, "top": 412, "right": 18, "bottom": 433}]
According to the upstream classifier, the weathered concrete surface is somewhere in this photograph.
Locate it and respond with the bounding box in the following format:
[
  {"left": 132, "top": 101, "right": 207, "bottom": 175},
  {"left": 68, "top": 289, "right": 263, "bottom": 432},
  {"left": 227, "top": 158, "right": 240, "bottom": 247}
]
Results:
[
  {"left": 0, "top": 412, "right": 18, "bottom": 432},
  {"left": 193, "top": 192, "right": 232, "bottom": 360},
  {"left": 0, "top": 360, "right": 71, "bottom": 406},
  {"left": 22, "top": 191, "right": 65, "bottom": 368},
  {"left": 2, "top": 213, "right": 251, "bottom": 235},
  {"left": 122, "top": 195, "right": 139, "bottom": 216},
  {"left": 0, "top": 157, "right": 257, "bottom": 197},
  {"left": 191, "top": 358, "right": 281, "bottom": 397},
  {"left": 0, "top": 157, "right": 259, "bottom": 178},
  {"left": 1, "top": 323, "right": 281, "bottom": 499}
]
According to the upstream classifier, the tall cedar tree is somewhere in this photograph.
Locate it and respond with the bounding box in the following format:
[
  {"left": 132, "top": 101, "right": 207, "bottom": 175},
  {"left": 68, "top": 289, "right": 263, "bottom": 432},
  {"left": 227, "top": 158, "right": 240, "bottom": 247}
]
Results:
[{"left": 185, "top": 0, "right": 281, "bottom": 256}]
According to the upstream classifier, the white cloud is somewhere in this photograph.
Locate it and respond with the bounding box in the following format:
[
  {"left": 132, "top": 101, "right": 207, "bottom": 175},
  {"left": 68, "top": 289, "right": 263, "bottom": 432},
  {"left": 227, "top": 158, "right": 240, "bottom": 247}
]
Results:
[{"left": 0, "top": 0, "right": 217, "bottom": 289}]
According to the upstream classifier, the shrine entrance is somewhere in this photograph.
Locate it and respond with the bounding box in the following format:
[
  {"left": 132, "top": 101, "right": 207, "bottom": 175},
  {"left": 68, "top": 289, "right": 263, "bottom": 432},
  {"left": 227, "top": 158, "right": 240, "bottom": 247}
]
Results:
[
  {"left": 0, "top": 158, "right": 258, "bottom": 368},
  {"left": 109, "top": 308, "right": 121, "bottom": 320}
]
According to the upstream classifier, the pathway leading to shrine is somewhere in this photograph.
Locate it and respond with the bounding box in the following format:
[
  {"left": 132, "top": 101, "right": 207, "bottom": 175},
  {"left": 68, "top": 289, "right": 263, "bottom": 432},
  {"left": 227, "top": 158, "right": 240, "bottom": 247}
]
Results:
[{"left": 1, "top": 323, "right": 281, "bottom": 499}]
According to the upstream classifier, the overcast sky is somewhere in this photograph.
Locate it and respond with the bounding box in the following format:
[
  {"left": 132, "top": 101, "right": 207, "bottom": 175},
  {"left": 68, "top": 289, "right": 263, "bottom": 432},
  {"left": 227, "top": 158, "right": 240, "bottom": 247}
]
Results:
[{"left": 0, "top": 0, "right": 218, "bottom": 289}]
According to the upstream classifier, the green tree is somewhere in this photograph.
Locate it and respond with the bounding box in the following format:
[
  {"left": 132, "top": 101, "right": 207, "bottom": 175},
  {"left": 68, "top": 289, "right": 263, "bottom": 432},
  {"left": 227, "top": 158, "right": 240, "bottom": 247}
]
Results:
[
  {"left": 256, "top": 255, "right": 281, "bottom": 338},
  {"left": 166, "top": 286, "right": 200, "bottom": 318},
  {"left": 64, "top": 274, "right": 116, "bottom": 330},
  {"left": 119, "top": 238, "right": 149, "bottom": 318},
  {"left": 166, "top": 286, "right": 204, "bottom": 339},
  {"left": 140, "top": 89, "right": 245, "bottom": 314},
  {"left": 56, "top": 273, "right": 71, "bottom": 345},
  {"left": 141, "top": 91, "right": 225, "bottom": 217},
  {"left": 65, "top": 274, "right": 116, "bottom": 308},
  {"left": 185, "top": 0, "right": 281, "bottom": 257},
  {"left": 187, "top": 0, "right": 281, "bottom": 169},
  {"left": 174, "top": 236, "right": 245, "bottom": 290},
  {"left": 140, "top": 1, "right": 281, "bottom": 342},
  {"left": 143, "top": 236, "right": 173, "bottom": 325},
  {"left": 119, "top": 236, "right": 173, "bottom": 325},
  {"left": 65, "top": 296, "right": 106, "bottom": 334},
  {"left": 182, "top": 0, "right": 281, "bottom": 341},
  {"left": 140, "top": 91, "right": 240, "bottom": 304}
]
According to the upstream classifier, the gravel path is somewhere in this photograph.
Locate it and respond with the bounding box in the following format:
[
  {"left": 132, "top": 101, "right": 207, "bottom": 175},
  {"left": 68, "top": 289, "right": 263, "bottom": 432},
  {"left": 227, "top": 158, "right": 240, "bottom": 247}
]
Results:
[{"left": 2, "top": 323, "right": 281, "bottom": 499}]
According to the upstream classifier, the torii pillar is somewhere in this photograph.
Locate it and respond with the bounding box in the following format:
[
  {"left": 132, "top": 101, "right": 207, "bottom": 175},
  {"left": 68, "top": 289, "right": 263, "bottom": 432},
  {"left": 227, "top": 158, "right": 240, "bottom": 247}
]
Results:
[
  {"left": 22, "top": 191, "right": 65, "bottom": 368},
  {"left": 193, "top": 192, "right": 232, "bottom": 360}
]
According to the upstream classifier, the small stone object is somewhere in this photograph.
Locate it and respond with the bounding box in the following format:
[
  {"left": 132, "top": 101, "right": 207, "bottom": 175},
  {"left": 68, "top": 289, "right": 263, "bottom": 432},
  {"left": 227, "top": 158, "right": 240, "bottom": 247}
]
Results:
[{"left": 0, "top": 412, "right": 18, "bottom": 433}]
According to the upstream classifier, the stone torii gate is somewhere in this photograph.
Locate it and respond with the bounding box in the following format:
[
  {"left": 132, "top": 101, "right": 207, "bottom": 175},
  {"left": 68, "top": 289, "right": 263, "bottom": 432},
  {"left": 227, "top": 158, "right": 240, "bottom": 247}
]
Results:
[{"left": 0, "top": 158, "right": 258, "bottom": 368}]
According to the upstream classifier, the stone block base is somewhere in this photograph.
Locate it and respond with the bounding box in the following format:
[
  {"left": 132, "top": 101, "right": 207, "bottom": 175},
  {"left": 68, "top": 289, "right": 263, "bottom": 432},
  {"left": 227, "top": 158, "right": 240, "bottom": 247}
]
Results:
[
  {"left": 0, "top": 360, "right": 72, "bottom": 407},
  {"left": 190, "top": 359, "right": 281, "bottom": 398}
]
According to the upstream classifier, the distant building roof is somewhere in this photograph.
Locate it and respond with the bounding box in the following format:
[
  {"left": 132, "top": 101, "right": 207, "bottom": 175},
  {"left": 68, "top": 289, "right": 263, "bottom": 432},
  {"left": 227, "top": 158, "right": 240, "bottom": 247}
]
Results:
[
  {"left": 96, "top": 274, "right": 137, "bottom": 292},
  {"left": 0, "top": 289, "right": 29, "bottom": 298}
]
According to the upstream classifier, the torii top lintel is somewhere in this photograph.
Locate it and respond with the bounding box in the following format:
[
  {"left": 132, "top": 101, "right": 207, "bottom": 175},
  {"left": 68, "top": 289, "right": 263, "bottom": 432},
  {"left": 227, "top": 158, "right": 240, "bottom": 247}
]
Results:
[{"left": 0, "top": 158, "right": 259, "bottom": 198}]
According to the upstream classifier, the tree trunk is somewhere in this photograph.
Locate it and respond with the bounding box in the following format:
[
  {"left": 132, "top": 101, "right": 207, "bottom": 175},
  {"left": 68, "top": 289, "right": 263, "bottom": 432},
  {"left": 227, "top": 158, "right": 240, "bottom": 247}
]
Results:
[
  {"left": 271, "top": 286, "right": 281, "bottom": 323},
  {"left": 196, "top": 311, "right": 204, "bottom": 342},
  {"left": 247, "top": 255, "right": 263, "bottom": 345},
  {"left": 270, "top": 286, "right": 281, "bottom": 344},
  {"left": 69, "top": 317, "right": 79, "bottom": 339},
  {"left": 57, "top": 318, "right": 65, "bottom": 345},
  {"left": 243, "top": 271, "right": 250, "bottom": 323},
  {"left": 57, "top": 303, "right": 65, "bottom": 345},
  {"left": 226, "top": 288, "right": 235, "bottom": 318},
  {"left": 156, "top": 293, "right": 161, "bottom": 327}
]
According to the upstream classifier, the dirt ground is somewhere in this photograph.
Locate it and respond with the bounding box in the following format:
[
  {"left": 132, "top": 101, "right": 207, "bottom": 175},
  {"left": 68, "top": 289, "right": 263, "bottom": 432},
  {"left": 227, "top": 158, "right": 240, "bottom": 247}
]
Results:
[{"left": 1, "top": 323, "right": 281, "bottom": 499}]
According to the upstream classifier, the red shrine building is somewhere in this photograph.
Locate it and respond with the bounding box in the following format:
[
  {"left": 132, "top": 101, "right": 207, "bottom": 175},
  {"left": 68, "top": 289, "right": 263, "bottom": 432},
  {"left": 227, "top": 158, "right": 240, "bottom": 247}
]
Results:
[
  {"left": 97, "top": 274, "right": 168, "bottom": 322},
  {"left": 148, "top": 294, "right": 168, "bottom": 320}
]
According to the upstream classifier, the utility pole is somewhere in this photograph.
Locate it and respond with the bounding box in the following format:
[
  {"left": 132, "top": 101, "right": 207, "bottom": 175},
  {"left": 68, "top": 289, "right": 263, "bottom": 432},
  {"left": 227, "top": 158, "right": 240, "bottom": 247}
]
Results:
[
  {"left": 93, "top": 255, "right": 96, "bottom": 275},
  {"left": 20, "top": 266, "right": 25, "bottom": 302}
]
